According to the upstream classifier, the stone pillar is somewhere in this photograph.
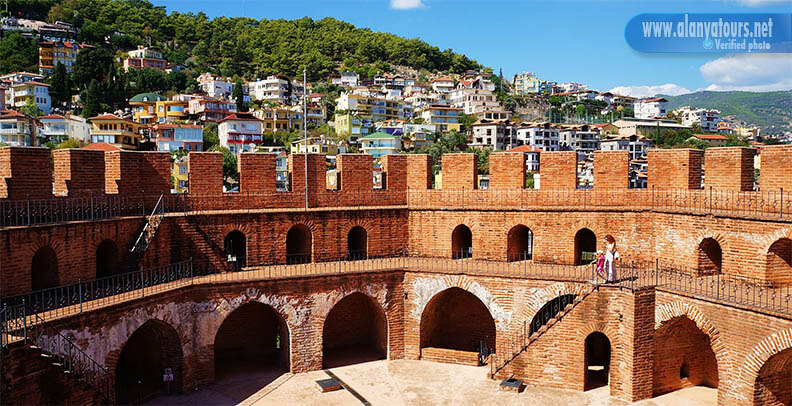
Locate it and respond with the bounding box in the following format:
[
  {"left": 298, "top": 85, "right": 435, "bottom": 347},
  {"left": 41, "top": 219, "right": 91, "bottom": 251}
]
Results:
[
  {"left": 647, "top": 149, "right": 703, "bottom": 190},
  {"left": 0, "top": 146, "right": 52, "bottom": 199},
  {"left": 336, "top": 153, "right": 372, "bottom": 191},
  {"left": 188, "top": 152, "right": 223, "bottom": 195},
  {"left": 238, "top": 153, "right": 277, "bottom": 194},
  {"left": 489, "top": 152, "right": 525, "bottom": 189},
  {"left": 406, "top": 154, "right": 432, "bottom": 190},
  {"left": 594, "top": 150, "right": 629, "bottom": 189},
  {"left": 758, "top": 145, "right": 792, "bottom": 192},
  {"left": 704, "top": 147, "right": 756, "bottom": 191},
  {"left": 441, "top": 153, "right": 477, "bottom": 189},
  {"left": 540, "top": 151, "right": 577, "bottom": 190}
]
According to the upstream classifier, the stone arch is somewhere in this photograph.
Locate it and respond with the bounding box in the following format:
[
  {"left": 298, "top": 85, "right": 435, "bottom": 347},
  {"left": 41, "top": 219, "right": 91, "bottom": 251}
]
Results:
[
  {"left": 451, "top": 224, "right": 473, "bottom": 259},
  {"left": 697, "top": 237, "right": 723, "bottom": 274},
  {"left": 95, "top": 239, "right": 120, "bottom": 279},
  {"left": 410, "top": 274, "right": 510, "bottom": 331},
  {"left": 31, "top": 245, "right": 59, "bottom": 291},
  {"left": 753, "top": 347, "right": 792, "bottom": 405},
  {"left": 766, "top": 238, "right": 792, "bottom": 284},
  {"left": 286, "top": 223, "right": 312, "bottom": 264},
  {"left": 574, "top": 228, "right": 597, "bottom": 265},
  {"left": 213, "top": 301, "right": 290, "bottom": 380},
  {"left": 584, "top": 331, "right": 611, "bottom": 391},
  {"left": 507, "top": 224, "right": 534, "bottom": 261},
  {"left": 347, "top": 225, "right": 368, "bottom": 260},
  {"left": 322, "top": 291, "right": 387, "bottom": 368},
  {"left": 115, "top": 319, "right": 183, "bottom": 404},
  {"left": 419, "top": 287, "right": 496, "bottom": 355},
  {"left": 516, "top": 282, "right": 591, "bottom": 328},
  {"left": 741, "top": 328, "right": 792, "bottom": 399},
  {"left": 654, "top": 301, "right": 724, "bottom": 396}
]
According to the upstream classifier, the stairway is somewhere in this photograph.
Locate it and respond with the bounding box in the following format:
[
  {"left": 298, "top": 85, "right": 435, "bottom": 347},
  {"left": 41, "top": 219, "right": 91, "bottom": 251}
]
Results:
[
  {"left": 488, "top": 285, "right": 596, "bottom": 380},
  {"left": 129, "top": 194, "right": 165, "bottom": 260},
  {"left": 171, "top": 217, "right": 232, "bottom": 272},
  {"left": 1, "top": 306, "right": 113, "bottom": 404}
]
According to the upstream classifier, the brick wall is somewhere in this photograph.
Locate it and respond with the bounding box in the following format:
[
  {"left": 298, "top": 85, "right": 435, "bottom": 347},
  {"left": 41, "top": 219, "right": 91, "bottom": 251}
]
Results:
[
  {"left": 288, "top": 154, "right": 326, "bottom": 200},
  {"left": 188, "top": 152, "right": 224, "bottom": 195},
  {"left": 489, "top": 152, "right": 525, "bottom": 190},
  {"left": 441, "top": 153, "right": 477, "bottom": 190},
  {"left": 648, "top": 149, "right": 703, "bottom": 190},
  {"left": 594, "top": 150, "right": 629, "bottom": 189},
  {"left": 704, "top": 147, "right": 756, "bottom": 191},
  {"left": 336, "top": 154, "right": 372, "bottom": 192},
  {"left": 105, "top": 150, "right": 141, "bottom": 196},
  {"left": 0, "top": 146, "right": 53, "bottom": 199},
  {"left": 138, "top": 152, "right": 171, "bottom": 197},
  {"left": 238, "top": 153, "right": 277, "bottom": 195},
  {"left": 759, "top": 145, "right": 792, "bottom": 192},
  {"left": 381, "top": 154, "right": 407, "bottom": 192},
  {"left": 53, "top": 149, "right": 105, "bottom": 197},
  {"left": 540, "top": 151, "right": 577, "bottom": 190},
  {"left": 406, "top": 154, "right": 432, "bottom": 190},
  {"left": 322, "top": 292, "right": 387, "bottom": 359}
]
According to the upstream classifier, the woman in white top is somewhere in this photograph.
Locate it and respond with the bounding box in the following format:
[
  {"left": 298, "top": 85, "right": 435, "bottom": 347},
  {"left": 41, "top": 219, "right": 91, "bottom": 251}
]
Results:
[{"left": 604, "top": 234, "right": 620, "bottom": 282}]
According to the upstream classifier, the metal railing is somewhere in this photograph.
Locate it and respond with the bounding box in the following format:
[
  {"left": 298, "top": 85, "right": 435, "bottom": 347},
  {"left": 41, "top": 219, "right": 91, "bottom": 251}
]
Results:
[
  {"left": 0, "top": 194, "right": 145, "bottom": 228},
  {"left": 1, "top": 304, "right": 113, "bottom": 404},
  {"left": 130, "top": 194, "right": 165, "bottom": 255}
]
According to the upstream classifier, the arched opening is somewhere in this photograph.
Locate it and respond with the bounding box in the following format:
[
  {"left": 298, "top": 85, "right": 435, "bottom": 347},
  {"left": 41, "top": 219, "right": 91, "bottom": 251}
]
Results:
[
  {"left": 653, "top": 316, "right": 718, "bottom": 397},
  {"left": 286, "top": 224, "right": 312, "bottom": 264},
  {"left": 529, "top": 294, "right": 577, "bottom": 336},
  {"left": 214, "top": 302, "right": 290, "bottom": 382},
  {"left": 420, "top": 287, "right": 495, "bottom": 357},
  {"left": 322, "top": 292, "right": 387, "bottom": 368},
  {"left": 31, "top": 246, "right": 59, "bottom": 291},
  {"left": 754, "top": 347, "right": 792, "bottom": 406},
  {"left": 697, "top": 238, "right": 722, "bottom": 274},
  {"left": 507, "top": 225, "right": 533, "bottom": 261},
  {"left": 224, "top": 230, "right": 246, "bottom": 269},
  {"left": 347, "top": 226, "right": 367, "bottom": 261},
  {"left": 766, "top": 238, "right": 792, "bottom": 284},
  {"left": 584, "top": 332, "right": 611, "bottom": 391},
  {"left": 574, "top": 228, "right": 596, "bottom": 265},
  {"left": 96, "top": 239, "right": 119, "bottom": 279},
  {"left": 115, "top": 320, "right": 183, "bottom": 405},
  {"left": 451, "top": 224, "right": 473, "bottom": 259}
]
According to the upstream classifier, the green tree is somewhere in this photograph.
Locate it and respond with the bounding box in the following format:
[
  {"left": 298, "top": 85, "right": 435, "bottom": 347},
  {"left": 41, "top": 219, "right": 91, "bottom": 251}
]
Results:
[
  {"left": 208, "top": 145, "right": 239, "bottom": 187},
  {"left": 233, "top": 80, "right": 248, "bottom": 112},
  {"left": 49, "top": 62, "right": 71, "bottom": 105},
  {"left": 20, "top": 98, "right": 42, "bottom": 117},
  {"left": 575, "top": 104, "right": 586, "bottom": 117},
  {"left": 82, "top": 79, "right": 103, "bottom": 118},
  {"left": 459, "top": 114, "right": 477, "bottom": 132},
  {"left": 54, "top": 138, "right": 80, "bottom": 149},
  {"left": 0, "top": 32, "right": 38, "bottom": 74},
  {"left": 73, "top": 47, "right": 115, "bottom": 91},
  {"left": 203, "top": 122, "right": 219, "bottom": 149}
]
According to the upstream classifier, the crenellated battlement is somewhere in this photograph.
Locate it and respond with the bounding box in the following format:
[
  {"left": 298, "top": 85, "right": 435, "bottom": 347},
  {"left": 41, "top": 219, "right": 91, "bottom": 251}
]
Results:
[{"left": 1, "top": 145, "right": 791, "bottom": 204}]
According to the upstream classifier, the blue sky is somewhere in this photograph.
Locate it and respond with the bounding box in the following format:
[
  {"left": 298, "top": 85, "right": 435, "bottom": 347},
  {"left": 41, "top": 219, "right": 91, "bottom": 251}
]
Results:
[{"left": 154, "top": 0, "right": 792, "bottom": 96}]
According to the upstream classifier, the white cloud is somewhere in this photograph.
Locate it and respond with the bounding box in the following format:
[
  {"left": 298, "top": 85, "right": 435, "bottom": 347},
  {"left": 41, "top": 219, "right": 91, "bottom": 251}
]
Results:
[
  {"left": 390, "top": 0, "right": 425, "bottom": 9},
  {"left": 608, "top": 84, "right": 692, "bottom": 98},
  {"left": 700, "top": 53, "right": 792, "bottom": 91},
  {"left": 734, "top": 0, "right": 792, "bottom": 6}
]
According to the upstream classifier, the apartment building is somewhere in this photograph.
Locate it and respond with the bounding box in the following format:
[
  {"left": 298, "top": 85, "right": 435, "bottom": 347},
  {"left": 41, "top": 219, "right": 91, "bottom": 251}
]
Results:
[
  {"left": 612, "top": 117, "right": 689, "bottom": 137},
  {"left": 470, "top": 119, "right": 516, "bottom": 150},
  {"left": 218, "top": 112, "right": 264, "bottom": 154},
  {"left": 172, "top": 156, "right": 189, "bottom": 193},
  {"left": 188, "top": 97, "right": 237, "bottom": 122},
  {"left": 512, "top": 72, "right": 554, "bottom": 95},
  {"left": 676, "top": 106, "right": 721, "bottom": 132},
  {"left": 514, "top": 121, "right": 560, "bottom": 151},
  {"left": 600, "top": 134, "right": 652, "bottom": 160},
  {"left": 254, "top": 106, "right": 303, "bottom": 132},
  {"left": 634, "top": 97, "right": 668, "bottom": 119},
  {"left": 248, "top": 76, "right": 291, "bottom": 105},
  {"left": 334, "top": 113, "right": 373, "bottom": 138},
  {"left": 0, "top": 110, "right": 38, "bottom": 146},
  {"left": 7, "top": 81, "right": 51, "bottom": 114},
  {"left": 431, "top": 77, "right": 455, "bottom": 93},
  {"left": 89, "top": 114, "right": 144, "bottom": 150},
  {"left": 38, "top": 114, "right": 90, "bottom": 144},
  {"left": 0, "top": 72, "right": 45, "bottom": 83},
  {"left": 689, "top": 133, "right": 728, "bottom": 147},
  {"left": 151, "top": 124, "right": 203, "bottom": 152},
  {"left": 290, "top": 137, "right": 345, "bottom": 155},
  {"left": 558, "top": 124, "right": 600, "bottom": 158},
  {"left": 129, "top": 92, "right": 166, "bottom": 124},
  {"left": 360, "top": 131, "right": 401, "bottom": 157},
  {"left": 417, "top": 105, "right": 463, "bottom": 133},
  {"left": 507, "top": 144, "right": 542, "bottom": 172},
  {"left": 335, "top": 92, "right": 410, "bottom": 121},
  {"left": 38, "top": 40, "right": 91, "bottom": 74},
  {"left": 294, "top": 103, "right": 326, "bottom": 128},
  {"left": 123, "top": 46, "right": 168, "bottom": 71},
  {"left": 331, "top": 71, "right": 360, "bottom": 87}
]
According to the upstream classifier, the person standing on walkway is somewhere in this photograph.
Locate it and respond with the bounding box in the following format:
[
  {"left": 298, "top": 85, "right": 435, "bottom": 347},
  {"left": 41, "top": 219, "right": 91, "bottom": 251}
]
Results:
[{"left": 604, "top": 235, "right": 619, "bottom": 282}]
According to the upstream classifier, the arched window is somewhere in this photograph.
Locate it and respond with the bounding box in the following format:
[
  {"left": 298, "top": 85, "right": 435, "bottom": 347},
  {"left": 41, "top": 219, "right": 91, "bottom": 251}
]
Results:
[
  {"left": 286, "top": 224, "right": 312, "bottom": 264},
  {"left": 451, "top": 225, "right": 472, "bottom": 259},
  {"left": 766, "top": 238, "right": 792, "bottom": 283},
  {"left": 574, "top": 228, "right": 596, "bottom": 265},
  {"left": 507, "top": 225, "right": 533, "bottom": 261},
  {"left": 347, "top": 226, "right": 367, "bottom": 261},
  {"left": 697, "top": 238, "right": 722, "bottom": 274},
  {"left": 224, "top": 231, "right": 246, "bottom": 269},
  {"left": 529, "top": 294, "right": 576, "bottom": 336},
  {"left": 31, "top": 246, "right": 59, "bottom": 291},
  {"left": 96, "top": 240, "right": 119, "bottom": 279},
  {"left": 585, "top": 332, "right": 611, "bottom": 391}
]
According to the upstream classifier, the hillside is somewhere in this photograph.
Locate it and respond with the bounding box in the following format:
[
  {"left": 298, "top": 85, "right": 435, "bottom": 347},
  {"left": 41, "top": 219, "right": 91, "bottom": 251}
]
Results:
[
  {"left": 662, "top": 90, "right": 792, "bottom": 135},
  {"left": 3, "top": 0, "right": 480, "bottom": 81}
]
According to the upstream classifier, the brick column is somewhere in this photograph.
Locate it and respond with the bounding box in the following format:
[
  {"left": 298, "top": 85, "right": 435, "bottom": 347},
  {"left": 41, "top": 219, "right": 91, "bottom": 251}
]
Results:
[
  {"left": 288, "top": 154, "right": 326, "bottom": 203},
  {"left": 53, "top": 149, "right": 105, "bottom": 197},
  {"left": 540, "top": 151, "right": 577, "bottom": 189},
  {"left": 758, "top": 145, "right": 792, "bottom": 192},
  {"left": 647, "top": 149, "right": 703, "bottom": 190},
  {"left": 704, "top": 147, "right": 756, "bottom": 191},
  {"left": 621, "top": 287, "right": 655, "bottom": 402},
  {"left": 238, "top": 153, "right": 276, "bottom": 194},
  {"left": 105, "top": 150, "right": 141, "bottom": 196},
  {"left": 489, "top": 152, "right": 525, "bottom": 189},
  {"left": 336, "top": 153, "right": 372, "bottom": 191},
  {"left": 594, "top": 150, "right": 629, "bottom": 189},
  {"left": 406, "top": 154, "right": 432, "bottom": 190},
  {"left": 441, "top": 153, "right": 477, "bottom": 189},
  {"left": 381, "top": 154, "right": 407, "bottom": 191},
  {"left": 0, "top": 146, "right": 53, "bottom": 199},
  {"left": 188, "top": 152, "right": 223, "bottom": 195}
]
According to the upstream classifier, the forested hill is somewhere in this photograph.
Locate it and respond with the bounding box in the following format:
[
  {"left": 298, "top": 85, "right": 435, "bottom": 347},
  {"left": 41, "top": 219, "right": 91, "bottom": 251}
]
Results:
[
  {"left": 6, "top": 0, "right": 481, "bottom": 81},
  {"left": 663, "top": 90, "right": 792, "bottom": 135}
]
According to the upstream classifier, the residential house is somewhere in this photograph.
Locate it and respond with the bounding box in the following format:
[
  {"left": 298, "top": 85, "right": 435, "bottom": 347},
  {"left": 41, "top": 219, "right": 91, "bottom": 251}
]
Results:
[
  {"left": 172, "top": 156, "right": 189, "bottom": 193},
  {"left": 417, "top": 105, "right": 463, "bottom": 133},
  {"left": 151, "top": 124, "right": 203, "bottom": 152},
  {"left": 218, "top": 112, "right": 264, "bottom": 154},
  {"left": 89, "top": 114, "right": 144, "bottom": 150},
  {"left": 38, "top": 114, "right": 90, "bottom": 144},
  {"left": 450, "top": 76, "right": 509, "bottom": 120},
  {"left": 558, "top": 124, "right": 600, "bottom": 158},
  {"left": 0, "top": 109, "right": 38, "bottom": 146},
  {"left": 634, "top": 97, "right": 668, "bottom": 119},
  {"left": 7, "top": 81, "right": 51, "bottom": 114},
  {"left": 612, "top": 118, "right": 690, "bottom": 137},
  {"left": 360, "top": 131, "right": 402, "bottom": 157},
  {"left": 335, "top": 91, "right": 411, "bottom": 121},
  {"left": 290, "top": 137, "right": 345, "bottom": 155},
  {"left": 470, "top": 119, "right": 516, "bottom": 150},
  {"left": 431, "top": 77, "right": 455, "bottom": 93},
  {"left": 689, "top": 133, "right": 728, "bottom": 147},
  {"left": 512, "top": 72, "right": 554, "bottom": 95},
  {"left": 556, "top": 82, "right": 587, "bottom": 93},
  {"left": 405, "top": 93, "right": 440, "bottom": 109},
  {"left": 331, "top": 71, "right": 360, "bottom": 87},
  {"left": 38, "top": 40, "right": 91, "bottom": 74},
  {"left": 129, "top": 92, "right": 167, "bottom": 125},
  {"left": 197, "top": 73, "right": 248, "bottom": 102},
  {"left": 188, "top": 97, "right": 237, "bottom": 122},
  {"left": 294, "top": 103, "right": 326, "bottom": 128},
  {"left": 155, "top": 99, "right": 189, "bottom": 123},
  {"left": 254, "top": 106, "right": 303, "bottom": 132},
  {"left": 334, "top": 113, "right": 373, "bottom": 139},
  {"left": 403, "top": 130, "right": 433, "bottom": 150},
  {"left": 123, "top": 46, "right": 168, "bottom": 71},
  {"left": 0, "top": 72, "right": 45, "bottom": 83},
  {"left": 514, "top": 121, "right": 560, "bottom": 151},
  {"left": 508, "top": 144, "right": 543, "bottom": 173},
  {"left": 248, "top": 76, "right": 291, "bottom": 105},
  {"left": 717, "top": 121, "right": 734, "bottom": 134},
  {"left": 630, "top": 158, "right": 648, "bottom": 189},
  {"left": 600, "top": 134, "right": 652, "bottom": 160},
  {"left": 676, "top": 106, "right": 720, "bottom": 133}
]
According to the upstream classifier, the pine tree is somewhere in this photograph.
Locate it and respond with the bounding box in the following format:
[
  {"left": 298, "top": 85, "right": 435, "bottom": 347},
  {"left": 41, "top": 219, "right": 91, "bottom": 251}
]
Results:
[
  {"left": 82, "top": 79, "right": 102, "bottom": 118},
  {"left": 233, "top": 81, "right": 248, "bottom": 112},
  {"left": 49, "top": 63, "right": 71, "bottom": 106}
]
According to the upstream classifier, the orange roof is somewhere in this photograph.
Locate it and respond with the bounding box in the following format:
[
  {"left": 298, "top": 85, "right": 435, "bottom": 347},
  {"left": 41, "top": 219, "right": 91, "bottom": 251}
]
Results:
[
  {"left": 154, "top": 124, "right": 202, "bottom": 129},
  {"left": 508, "top": 145, "right": 543, "bottom": 153},
  {"left": 219, "top": 112, "right": 263, "bottom": 123},
  {"left": 82, "top": 142, "right": 120, "bottom": 152},
  {"left": 433, "top": 77, "right": 453, "bottom": 82},
  {"left": 39, "top": 114, "right": 65, "bottom": 120},
  {"left": 693, "top": 134, "right": 727, "bottom": 140},
  {"left": 89, "top": 114, "right": 131, "bottom": 122},
  {"left": 640, "top": 97, "right": 667, "bottom": 103},
  {"left": 17, "top": 81, "right": 49, "bottom": 87}
]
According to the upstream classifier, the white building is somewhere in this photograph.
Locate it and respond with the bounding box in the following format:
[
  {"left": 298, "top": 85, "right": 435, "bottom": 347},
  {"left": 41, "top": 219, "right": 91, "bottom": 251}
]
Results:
[
  {"left": 248, "top": 76, "right": 290, "bottom": 105},
  {"left": 507, "top": 145, "right": 543, "bottom": 172},
  {"left": 431, "top": 77, "right": 455, "bottom": 93},
  {"left": 218, "top": 112, "right": 264, "bottom": 154},
  {"left": 676, "top": 106, "right": 721, "bottom": 133},
  {"left": 558, "top": 124, "right": 600, "bottom": 158},
  {"left": 450, "top": 76, "right": 509, "bottom": 120},
  {"left": 331, "top": 71, "right": 360, "bottom": 87},
  {"left": 38, "top": 113, "right": 91, "bottom": 144},
  {"left": 470, "top": 119, "right": 516, "bottom": 150},
  {"left": 7, "top": 81, "right": 51, "bottom": 114},
  {"left": 197, "top": 73, "right": 248, "bottom": 102},
  {"left": 634, "top": 97, "right": 668, "bottom": 119},
  {"left": 557, "top": 82, "right": 587, "bottom": 93},
  {"left": 514, "top": 122, "right": 560, "bottom": 152},
  {"left": 600, "top": 134, "right": 652, "bottom": 160}
]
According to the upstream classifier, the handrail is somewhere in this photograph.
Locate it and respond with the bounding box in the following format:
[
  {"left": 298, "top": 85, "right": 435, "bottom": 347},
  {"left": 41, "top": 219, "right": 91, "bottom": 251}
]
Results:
[{"left": 130, "top": 193, "right": 164, "bottom": 255}]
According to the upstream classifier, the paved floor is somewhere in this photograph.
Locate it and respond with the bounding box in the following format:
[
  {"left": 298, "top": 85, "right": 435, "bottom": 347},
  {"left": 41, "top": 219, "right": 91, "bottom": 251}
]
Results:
[{"left": 148, "top": 359, "right": 717, "bottom": 406}]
